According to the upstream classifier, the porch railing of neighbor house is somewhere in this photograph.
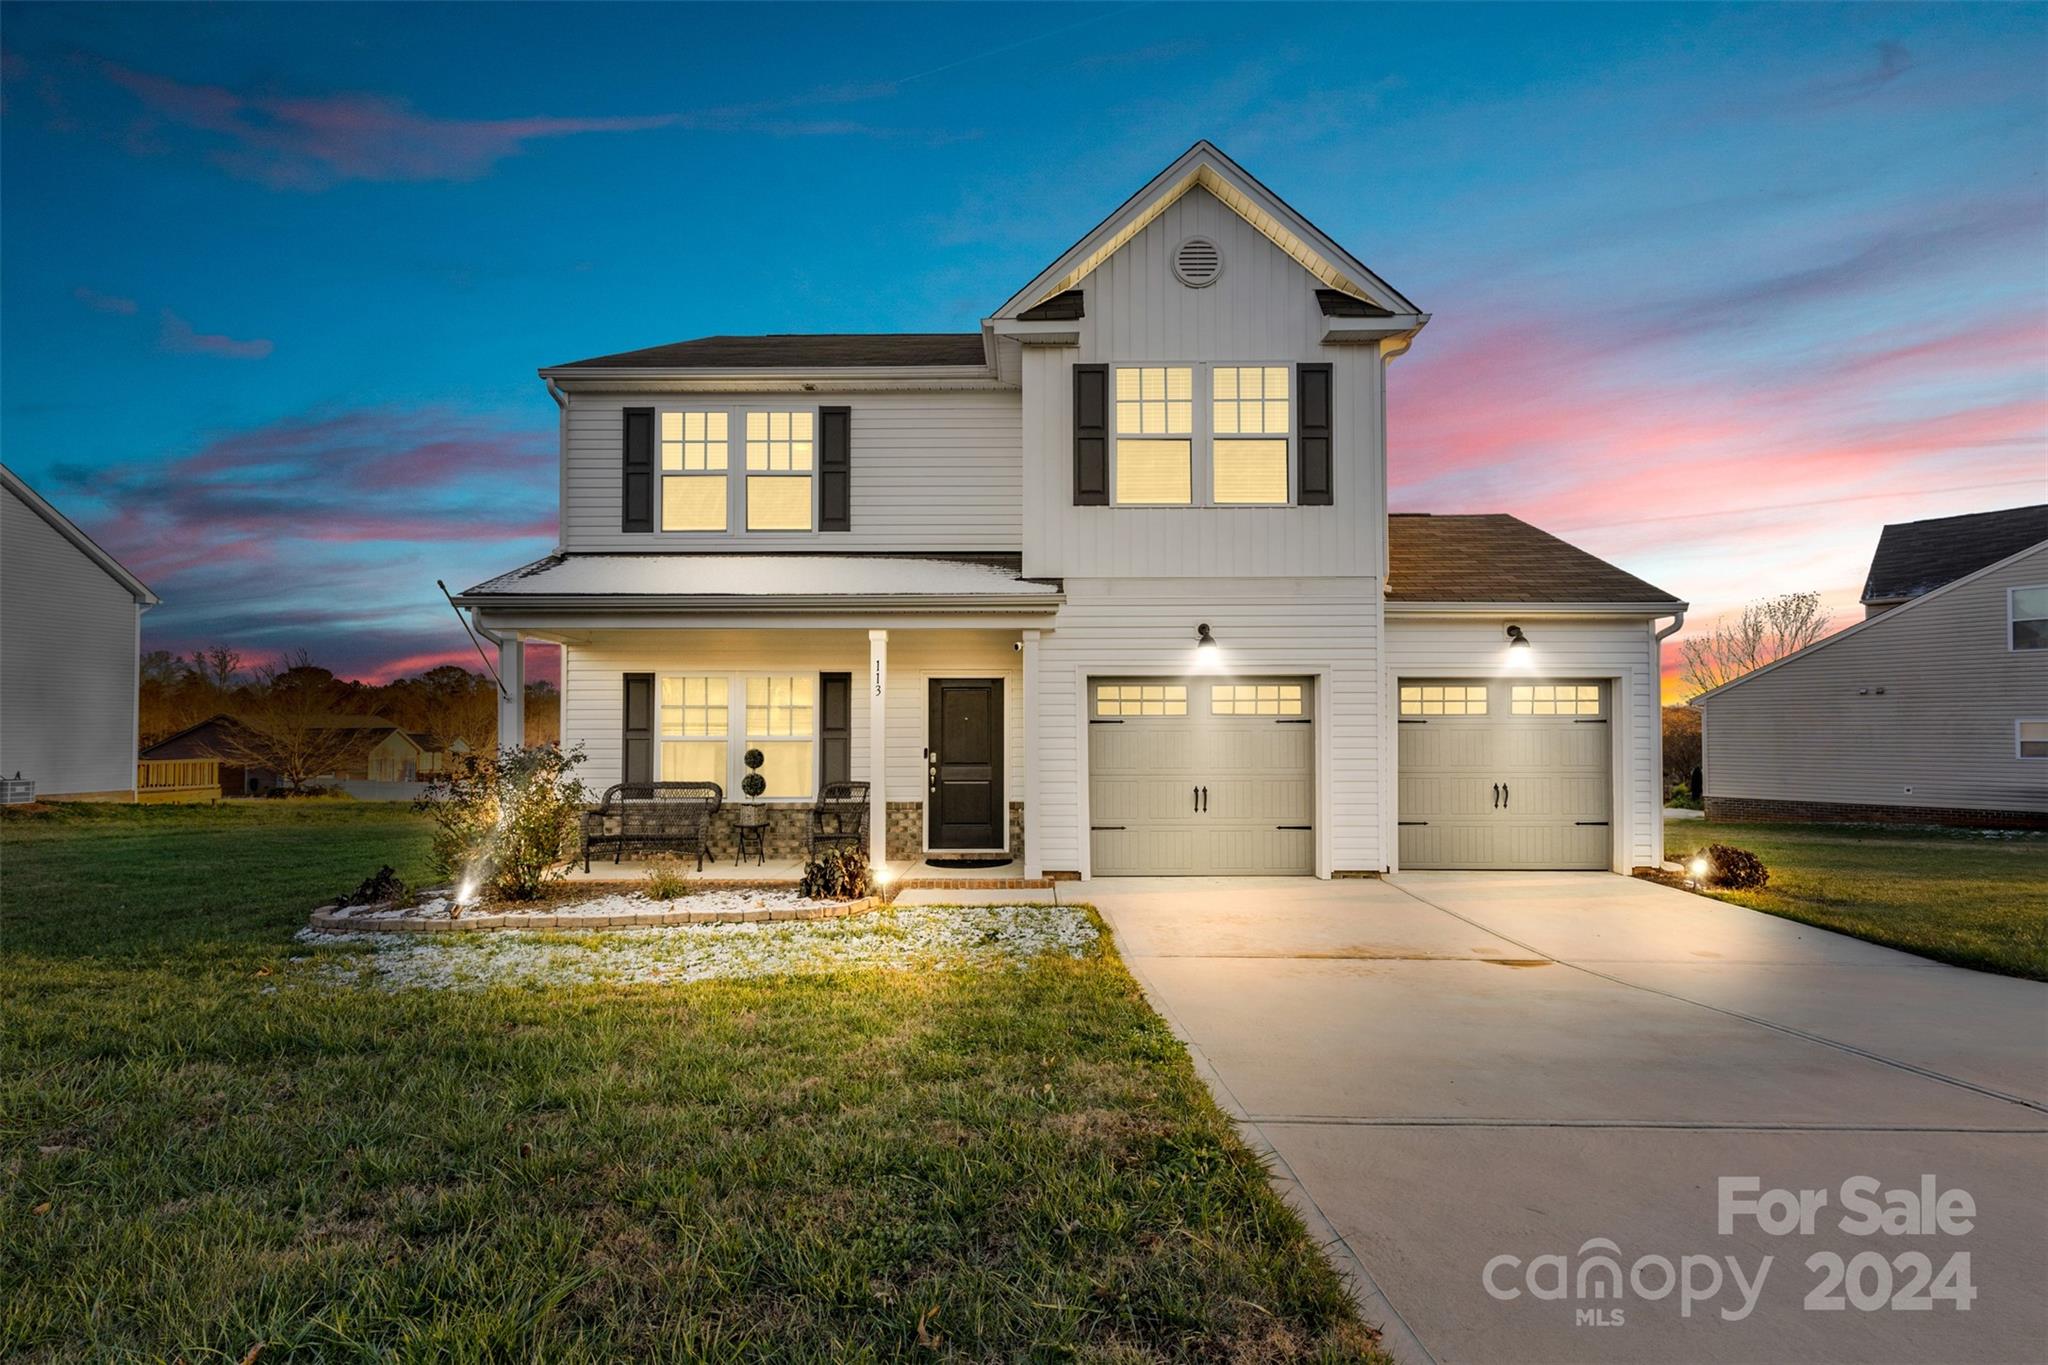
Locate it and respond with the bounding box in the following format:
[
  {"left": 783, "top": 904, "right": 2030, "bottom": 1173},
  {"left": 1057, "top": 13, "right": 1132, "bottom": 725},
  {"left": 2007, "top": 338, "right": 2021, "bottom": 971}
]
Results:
[{"left": 137, "top": 758, "right": 221, "bottom": 803}]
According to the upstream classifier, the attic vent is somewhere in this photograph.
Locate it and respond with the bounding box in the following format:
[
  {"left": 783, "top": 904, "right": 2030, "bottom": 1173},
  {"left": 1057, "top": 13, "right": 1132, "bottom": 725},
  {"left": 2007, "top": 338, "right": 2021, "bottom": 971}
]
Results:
[{"left": 1173, "top": 236, "right": 1223, "bottom": 289}]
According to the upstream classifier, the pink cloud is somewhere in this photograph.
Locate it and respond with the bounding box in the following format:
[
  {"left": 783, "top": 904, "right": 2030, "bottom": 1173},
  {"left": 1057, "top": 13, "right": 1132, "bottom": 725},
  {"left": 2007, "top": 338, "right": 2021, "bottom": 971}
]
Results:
[
  {"left": 160, "top": 308, "right": 272, "bottom": 359},
  {"left": 73, "top": 285, "right": 137, "bottom": 314},
  {"left": 98, "top": 59, "right": 676, "bottom": 190}
]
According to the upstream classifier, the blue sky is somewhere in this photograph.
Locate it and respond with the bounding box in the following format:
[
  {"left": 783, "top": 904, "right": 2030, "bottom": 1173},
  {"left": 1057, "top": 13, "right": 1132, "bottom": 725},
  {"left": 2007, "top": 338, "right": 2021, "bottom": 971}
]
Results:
[{"left": 3, "top": 2, "right": 2043, "bottom": 690}]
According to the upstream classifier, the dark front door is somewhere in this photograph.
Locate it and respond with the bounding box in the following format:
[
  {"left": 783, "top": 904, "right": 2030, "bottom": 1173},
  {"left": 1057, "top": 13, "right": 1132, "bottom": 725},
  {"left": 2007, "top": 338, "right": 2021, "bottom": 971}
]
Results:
[{"left": 928, "top": 678, "right": 1004, "bottom": 849}]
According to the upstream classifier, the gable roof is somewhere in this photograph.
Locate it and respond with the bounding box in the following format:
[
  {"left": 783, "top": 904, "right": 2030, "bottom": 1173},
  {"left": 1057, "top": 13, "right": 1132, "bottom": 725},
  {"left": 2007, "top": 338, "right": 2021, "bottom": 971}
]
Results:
[
  {"left": 140, "top": 714, "right": 251, "bottom": 759},
  {"left": 1860, "top": 504, "right": 2048, "bottom": 605},
  {"left": 1, "top": 463, "right": 159, "bottom": 606},
  {"left": 991, "top": 141, "right": 1422, "bottom": 321},
  {"left": 1696, "top": 536, "right": 2048, "bottom": 706},
  {"left": 548, "top": 333, "right": 987, "bottom": 372},
  {"left": 1386, "top": 514, "right": 1684, "bottom": 608}
]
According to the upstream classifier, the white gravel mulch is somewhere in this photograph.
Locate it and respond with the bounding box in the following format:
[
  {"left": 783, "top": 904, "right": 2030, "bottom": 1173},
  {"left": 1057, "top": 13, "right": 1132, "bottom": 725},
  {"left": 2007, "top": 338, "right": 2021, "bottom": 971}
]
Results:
[
  {"left": 334, "top": 887, "right": 838, "bottom": 923},
  {"left": 292, "top": 902, "right": 1098, "bottom": 991}
]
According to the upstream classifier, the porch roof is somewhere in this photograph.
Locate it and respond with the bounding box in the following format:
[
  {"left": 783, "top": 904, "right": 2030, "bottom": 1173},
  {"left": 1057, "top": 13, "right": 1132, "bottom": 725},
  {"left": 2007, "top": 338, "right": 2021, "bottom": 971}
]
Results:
[{"left": 454, "top": 553, "right": 1064, "bottom": 613}]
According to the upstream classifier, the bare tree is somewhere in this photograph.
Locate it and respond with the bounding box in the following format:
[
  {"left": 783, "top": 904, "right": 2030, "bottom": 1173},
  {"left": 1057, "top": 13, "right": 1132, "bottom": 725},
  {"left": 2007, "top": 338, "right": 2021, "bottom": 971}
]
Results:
[
  {"left": 1678, "top": 591, "right": 1834, "bottom": 699},
  {"left": 223, "top": 651, "right": 358, "bottom": 792},
  {"left": 191, "top": 645, "right": 243, "bottom": 691}
]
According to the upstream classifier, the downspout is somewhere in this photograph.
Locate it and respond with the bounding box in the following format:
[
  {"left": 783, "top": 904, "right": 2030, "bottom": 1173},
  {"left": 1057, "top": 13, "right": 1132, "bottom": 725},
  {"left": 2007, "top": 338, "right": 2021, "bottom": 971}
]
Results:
[{"left": 544, "top": 376, "right": 569, "bottom": 556}]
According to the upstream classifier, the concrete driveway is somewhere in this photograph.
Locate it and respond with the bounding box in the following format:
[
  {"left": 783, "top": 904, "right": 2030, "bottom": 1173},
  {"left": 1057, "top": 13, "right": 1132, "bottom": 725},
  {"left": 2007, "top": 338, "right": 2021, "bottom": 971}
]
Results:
[{"left": 1084, "top": 872, "right": 2048, "bottom": 1364}]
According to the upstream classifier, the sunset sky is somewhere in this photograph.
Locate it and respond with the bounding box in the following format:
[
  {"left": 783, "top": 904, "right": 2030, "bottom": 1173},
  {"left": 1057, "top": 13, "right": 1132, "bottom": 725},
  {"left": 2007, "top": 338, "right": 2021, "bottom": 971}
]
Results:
[{"left": 3, "top": 3, "right": 2043, "bottom": 700}]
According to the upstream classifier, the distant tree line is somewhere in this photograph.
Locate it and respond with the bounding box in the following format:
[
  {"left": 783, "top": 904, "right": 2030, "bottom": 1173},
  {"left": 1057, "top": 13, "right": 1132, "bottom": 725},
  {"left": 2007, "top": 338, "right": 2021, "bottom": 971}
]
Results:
[{"left": 140, "top": 646, "right": 560, "bottom": 760}]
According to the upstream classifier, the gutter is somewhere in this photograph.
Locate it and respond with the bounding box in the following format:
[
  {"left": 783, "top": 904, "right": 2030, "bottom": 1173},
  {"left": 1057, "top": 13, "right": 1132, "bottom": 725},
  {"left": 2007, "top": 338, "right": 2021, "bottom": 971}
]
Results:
[
  {"left": 544, "top": 377, "right": 568, "bottom": 556},
  {"left": 450, "top": 591, "right": 1065, "bottom": 614},
  {"left": 1385, "top": 600, "right": 1691, "bottom": 616}
]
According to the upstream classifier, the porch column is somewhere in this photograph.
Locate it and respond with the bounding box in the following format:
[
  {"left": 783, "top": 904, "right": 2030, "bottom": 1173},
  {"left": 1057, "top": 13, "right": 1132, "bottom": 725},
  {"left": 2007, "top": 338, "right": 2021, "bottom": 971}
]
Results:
[
  {"left": 1021, "top": 628, "right": 1042, "bottom": 878},
  {"left": 497, "top": 634, "right": 525, "bottom": 751},
  {"left": 867, "top": 629, "right": 888, "bottom": 867}
]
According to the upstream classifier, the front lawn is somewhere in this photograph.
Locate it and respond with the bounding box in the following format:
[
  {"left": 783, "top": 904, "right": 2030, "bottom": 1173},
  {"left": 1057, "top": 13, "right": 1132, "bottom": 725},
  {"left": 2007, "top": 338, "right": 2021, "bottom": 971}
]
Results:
[
  {"left": 1666, "top": 819, "right": 2048, "bottom": 980},
  {"left": 1, "top": 802, "right": 1380, "bottom": 1361}
]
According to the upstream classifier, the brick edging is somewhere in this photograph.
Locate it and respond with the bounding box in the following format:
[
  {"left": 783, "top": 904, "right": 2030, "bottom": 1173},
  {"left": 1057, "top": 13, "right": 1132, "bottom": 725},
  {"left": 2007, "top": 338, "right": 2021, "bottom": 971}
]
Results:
[
  {"left": 1705, "top": 795, "right": 2048, "bottom": 831},
  {"left": 308, "top": 894, "right": 882, "bottom": 934}
]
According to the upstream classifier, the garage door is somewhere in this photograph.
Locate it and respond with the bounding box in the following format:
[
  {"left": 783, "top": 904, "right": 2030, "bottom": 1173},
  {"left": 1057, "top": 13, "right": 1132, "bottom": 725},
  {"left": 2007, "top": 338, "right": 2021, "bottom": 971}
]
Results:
[
  {"left": 1397, "top": 679, "right": 1611, "bottom": 870},
  {"left": 1089, "top": 677, "right": 1314, "bottom": 875}
]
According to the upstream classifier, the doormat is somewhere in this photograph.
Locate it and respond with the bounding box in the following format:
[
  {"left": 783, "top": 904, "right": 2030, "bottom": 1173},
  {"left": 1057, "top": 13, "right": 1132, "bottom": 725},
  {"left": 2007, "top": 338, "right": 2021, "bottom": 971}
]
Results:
[{"left": 922, "top": 856, "right": 1014, "bottom": 870}]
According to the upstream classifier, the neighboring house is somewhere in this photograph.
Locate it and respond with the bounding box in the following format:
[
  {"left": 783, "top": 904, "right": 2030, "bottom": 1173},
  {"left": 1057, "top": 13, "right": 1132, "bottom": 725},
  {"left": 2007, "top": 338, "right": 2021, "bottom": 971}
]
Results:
[
  {"left": 453, "top": 142, "right": 1686, "bottom": 876},
  {"left": 140, "top": 714, "right": 277, "bottom": 797},
  {"left": 311, "top": 718, "right": 425, "bottom": 784},
  {"left": 411, "top": 733, "right": 470, "bottom": 776},
  {"left": 1695, "top": 505, "right": 2048, "bottom": 828},
  {"left": 1, "top": 464, "right": 159, "bottom": 801}
]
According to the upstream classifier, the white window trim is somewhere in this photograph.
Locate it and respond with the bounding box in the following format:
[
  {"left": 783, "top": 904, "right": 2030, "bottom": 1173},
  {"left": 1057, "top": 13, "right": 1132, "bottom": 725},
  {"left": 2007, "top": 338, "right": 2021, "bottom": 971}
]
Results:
[
  {"left": 2008, "top": 585, "right": 2048, "bottom": 652},
  {"left": 1106, "top": 361, "right": 1296, "bottom": 510},
  {"left": 2018, "top": 718, "right": 2048, "bottom": 760},
  {"left": 653, "top": 403, "right": 820, "bottom": 536},
  {"left": 656, "top": 669, "right": 821, "bottom": 800}
]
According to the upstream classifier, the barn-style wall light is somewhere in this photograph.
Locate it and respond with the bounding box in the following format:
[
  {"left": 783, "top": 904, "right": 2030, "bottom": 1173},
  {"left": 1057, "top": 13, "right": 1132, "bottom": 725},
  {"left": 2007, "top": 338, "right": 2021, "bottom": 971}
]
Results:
[
  {"left": 1196, "top": 623, "right": 1218, "bottom": 650},
  {"left": 1505, "top": 624, "right": 1531, "bottom": 650}
]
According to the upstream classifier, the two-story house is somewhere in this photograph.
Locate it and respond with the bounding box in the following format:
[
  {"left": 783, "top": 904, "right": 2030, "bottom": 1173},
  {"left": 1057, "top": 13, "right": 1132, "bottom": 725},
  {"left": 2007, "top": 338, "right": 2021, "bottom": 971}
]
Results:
[{"left": 455, "top": 143, "right": 1687, "bottom": 878}]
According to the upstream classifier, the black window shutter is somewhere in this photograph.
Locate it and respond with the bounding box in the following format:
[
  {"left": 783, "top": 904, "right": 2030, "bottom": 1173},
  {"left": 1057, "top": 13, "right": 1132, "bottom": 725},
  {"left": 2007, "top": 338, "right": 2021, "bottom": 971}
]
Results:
[
  {"left": 1297, "top": 364, "right": 1333, "bottom": 505},
  {"left": 622, "top": 673, "right": 654, "bottom": 785},
  {"left": 622, "top": 407, "right": 654, "bottom": 532},
  {"left": 819, "top": 406, "right": 851, "bottom": 532},
  {"left": 1073, "top": 364, "right": 1109, "bottom": 505},
  {"left": 819, "top": 672, "right": 852, "bottom": 786}
]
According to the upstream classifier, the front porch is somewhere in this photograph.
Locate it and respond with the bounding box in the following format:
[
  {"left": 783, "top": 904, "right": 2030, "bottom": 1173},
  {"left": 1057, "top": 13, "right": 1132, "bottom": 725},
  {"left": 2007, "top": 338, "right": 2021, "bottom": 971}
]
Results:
[{"left": 561, "top": 854, "right": 1054, "bottom": 890}]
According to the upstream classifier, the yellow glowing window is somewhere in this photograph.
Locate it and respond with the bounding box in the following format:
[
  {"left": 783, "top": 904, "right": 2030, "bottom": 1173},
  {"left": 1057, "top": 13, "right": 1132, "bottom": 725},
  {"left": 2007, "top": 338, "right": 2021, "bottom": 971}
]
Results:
[
  {"left": 1213, "top": 439, "right": 1289, "bottom": 505},
  {"left": 661, "top": 475, "right": 726, "bottom": 532},
  {"left": 1212, "top": 683, "right": 1303, "bottom": 716},
  {"left": 1212, "top": 366, "right": 1290, "bottom": 435},
  {"left": 745, "top": 675, "right": 815, "bottom": 798},
  {"left": 659, "top": 676, "right": 728, "bottom": 785},
  {"left": 1114, "top": 366, "right": 1193, "bottom": 436},
  {"left": 1400, "top": 684, "right": 1488, "bottom": 717},
  {"left": 1115, "top": 439, "right": 1192, "bottom": 505},
  {"left": 661, "top": 411, "right": 729, "bottom": 471},
  {"left": 745, "top": 411, "right": 815, "bottom": 471},
  {"left": 1510, "top": 684, "right": 1601, "bottom": 716},
  {"left": 1095, "top": 683, "right": 1187, "bottom": 717},
  {"left": 745, "top": 475, "right": 812, "bottom": 531}
]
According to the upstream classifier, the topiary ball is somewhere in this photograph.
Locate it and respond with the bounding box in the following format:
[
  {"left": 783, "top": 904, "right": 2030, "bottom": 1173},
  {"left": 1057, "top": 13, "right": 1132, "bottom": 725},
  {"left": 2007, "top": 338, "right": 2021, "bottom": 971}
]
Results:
[
  {"left": 743, "top": 747, "right": 765, "bottom": 771},
  {"left": 741, "top": 772, "right": 767, "bottom": 799}
]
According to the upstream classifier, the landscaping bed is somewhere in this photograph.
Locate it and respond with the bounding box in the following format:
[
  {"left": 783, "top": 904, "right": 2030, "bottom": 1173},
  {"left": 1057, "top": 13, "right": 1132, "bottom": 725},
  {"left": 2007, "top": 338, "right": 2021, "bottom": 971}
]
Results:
[
  {"left": 310, "top": 886, "right": 883, "bottom": 932},
  {"left": 3, "top": 802, "right": 1385, "bottom": 1361}
]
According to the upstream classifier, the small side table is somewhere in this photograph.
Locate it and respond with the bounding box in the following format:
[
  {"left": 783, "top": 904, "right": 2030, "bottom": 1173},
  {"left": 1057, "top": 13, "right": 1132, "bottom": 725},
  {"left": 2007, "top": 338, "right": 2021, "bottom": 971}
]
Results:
[{"left": 734, "top": 819, "right": 767, "bottom": 867}]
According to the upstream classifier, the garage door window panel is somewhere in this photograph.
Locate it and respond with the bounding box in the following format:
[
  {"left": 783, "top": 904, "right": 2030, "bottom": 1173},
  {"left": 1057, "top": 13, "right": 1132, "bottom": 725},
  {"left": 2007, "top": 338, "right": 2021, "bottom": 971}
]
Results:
[
  {"left": 1511, "top": 684, "right": 1601, "bottom": 716},
  {"left": 1096, "top": 683, "right": 1187, "bottom": 717},
  {"left": 1400, "top": 684, "right": 1487, "bottom": 717},
  {"left": 1212, "top": 683, "right": 1303, "bottom": 716}
]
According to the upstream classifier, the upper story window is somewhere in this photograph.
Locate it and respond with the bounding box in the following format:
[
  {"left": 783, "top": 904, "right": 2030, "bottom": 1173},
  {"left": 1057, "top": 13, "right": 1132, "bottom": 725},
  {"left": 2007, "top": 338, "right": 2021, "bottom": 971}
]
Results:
[
  {"left": 2011, "top": 587, "right": 2048, "bottom": 650},
  {"left": 745, "top": 411, "right": 815, "bottom": 531},
  {"left": 660, "top": 411, "right": 729, "bottom": 532},
  {"left": 1109, "top": 363, "right": 1294, "bottom": 507},
  {"left": 1114, "top": 366, "right": 1193, "bottom": 505},
  {"left": 2019, "top": 720, "right": 2048, "bottom": 759}
]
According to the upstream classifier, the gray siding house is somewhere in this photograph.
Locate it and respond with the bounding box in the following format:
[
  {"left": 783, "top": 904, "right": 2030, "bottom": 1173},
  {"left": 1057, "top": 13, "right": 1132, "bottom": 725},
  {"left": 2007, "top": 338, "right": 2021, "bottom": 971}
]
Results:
[
  {"left": 1, "top": 464, "right": 159, "bottom": 801},
  {"left": 1696, "top": 505, "right": 2048, "bottom": 827}
]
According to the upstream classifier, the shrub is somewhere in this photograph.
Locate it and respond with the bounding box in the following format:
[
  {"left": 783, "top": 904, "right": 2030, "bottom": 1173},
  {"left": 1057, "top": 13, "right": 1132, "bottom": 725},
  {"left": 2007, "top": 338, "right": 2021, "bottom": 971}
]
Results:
[
  {"left": 416, "top": 745, "right": 588, "bottom": 901},
  {"left": 1698, "top": 842, "right": 1768, "bottom": 890},
  {"left": 799, "top": 846, "right": 874, "bottom": 901},
  {"left": 342, "top": 865, "right": 408, "bottom": 907},
  {"left": 643, "top": 852, "right": 691, "bottom": 900}
]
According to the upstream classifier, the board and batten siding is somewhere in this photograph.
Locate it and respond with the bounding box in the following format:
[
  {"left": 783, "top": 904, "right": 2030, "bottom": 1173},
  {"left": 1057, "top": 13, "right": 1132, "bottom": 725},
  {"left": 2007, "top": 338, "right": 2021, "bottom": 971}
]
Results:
[
  {"left": 559, "top": 391, "right": 1022, "bottom": 554},
  {"left": 559, "top": 628, "right": 1021, "bottom": 810},
  {"left": 1699, "top": 543, "right": 2048, "bottom": 815},
  {"left": 1038, "top": 577, "right": 1383, "bottom": 877},
  {"left": 1383, "top": 615, "right": 1666, "bottom": 870},
  {"left": 1020, "top": 186, "right": 1387, "bottom": 580},
  {"left": 0, "top": 481, "right": 144, "bottom": 797}
]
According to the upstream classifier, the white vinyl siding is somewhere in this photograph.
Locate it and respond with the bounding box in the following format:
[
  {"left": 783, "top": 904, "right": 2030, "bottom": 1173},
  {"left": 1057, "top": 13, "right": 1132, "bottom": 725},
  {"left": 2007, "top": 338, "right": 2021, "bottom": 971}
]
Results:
[
  {"left": 0, "top": 482, "right": 144, "bottom": 798},
  {"left": 562, "top": 392, "right": 1021, "bottom": 553},
  {"left": 1700, "top": 543, "right": 2048, "bottom": 815},
  {"left": 1384, "top": 615, "right": 1665, "bottom": 871},
  {"left": 1020, "top": 186, "right": 1385, "bottom": 579},
  {"left": 1039, "top": 577, "right": 1382, "bottom": 876}
]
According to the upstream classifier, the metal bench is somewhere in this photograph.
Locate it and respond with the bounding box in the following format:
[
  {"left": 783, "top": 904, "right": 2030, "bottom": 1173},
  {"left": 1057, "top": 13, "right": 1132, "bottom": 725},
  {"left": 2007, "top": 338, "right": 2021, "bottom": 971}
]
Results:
[
  {"left": 581, "top": 781, "right": 723, "bottom": 872},
  {"left": 808, "top": 780, "right": 870, "bottom": 858}
]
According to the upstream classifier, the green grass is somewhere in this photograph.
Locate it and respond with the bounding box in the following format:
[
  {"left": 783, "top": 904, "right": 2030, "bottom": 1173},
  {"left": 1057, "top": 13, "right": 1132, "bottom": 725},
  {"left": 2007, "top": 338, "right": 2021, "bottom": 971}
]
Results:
[
  {"left": 1, "top": 802, "right": 1380, "bottom": 1362},
  {"left": 1666, "top": 820, "right": 2048, "bottom": 980}
]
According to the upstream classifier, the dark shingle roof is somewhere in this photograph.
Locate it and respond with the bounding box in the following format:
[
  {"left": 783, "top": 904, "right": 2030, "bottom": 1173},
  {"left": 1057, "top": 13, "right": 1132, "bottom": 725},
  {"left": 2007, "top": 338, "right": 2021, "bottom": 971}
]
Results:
[
  {"left": 1860, "top": 504, "right": 2048, "bottom": 605},
  {"left": 550, "top": 334, "right": 987, "bottom": 371},
  {"left": 1387, "top": 514, "right": 1683, "bottom": 606}
]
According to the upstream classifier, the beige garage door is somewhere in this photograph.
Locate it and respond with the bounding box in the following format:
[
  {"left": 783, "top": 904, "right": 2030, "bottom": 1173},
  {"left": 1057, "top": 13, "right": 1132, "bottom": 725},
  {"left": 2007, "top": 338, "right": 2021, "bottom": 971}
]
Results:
[
  {"left": 1089, "top": 677, "right": 1314, "bottom": 876},
  {"left": 1397, "top": 679, "right": 1612, "bottom": 870}
]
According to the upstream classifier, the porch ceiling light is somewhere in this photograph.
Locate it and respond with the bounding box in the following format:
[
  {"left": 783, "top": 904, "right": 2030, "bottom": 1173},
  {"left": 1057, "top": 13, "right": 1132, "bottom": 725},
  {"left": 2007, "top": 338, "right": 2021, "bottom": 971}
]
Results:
[{"left": 1196, "top": 623, "right": 1218, "bottom": 650}]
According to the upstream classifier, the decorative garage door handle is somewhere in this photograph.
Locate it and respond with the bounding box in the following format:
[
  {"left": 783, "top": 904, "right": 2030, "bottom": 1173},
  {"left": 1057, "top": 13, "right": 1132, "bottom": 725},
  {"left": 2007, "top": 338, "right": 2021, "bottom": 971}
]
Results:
[
  {"left": 1200, "top": 786, "right": 1209, "bottom": 812},
  {"left": 1502, "top": 783, "right": 1510, "bottom": 809},
  {"left": 1193, "top": 785, "right": 1200, "bottom": 812},
  {"left": 1493, "top": 783, "right": 1501, "bottom": 809}
]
